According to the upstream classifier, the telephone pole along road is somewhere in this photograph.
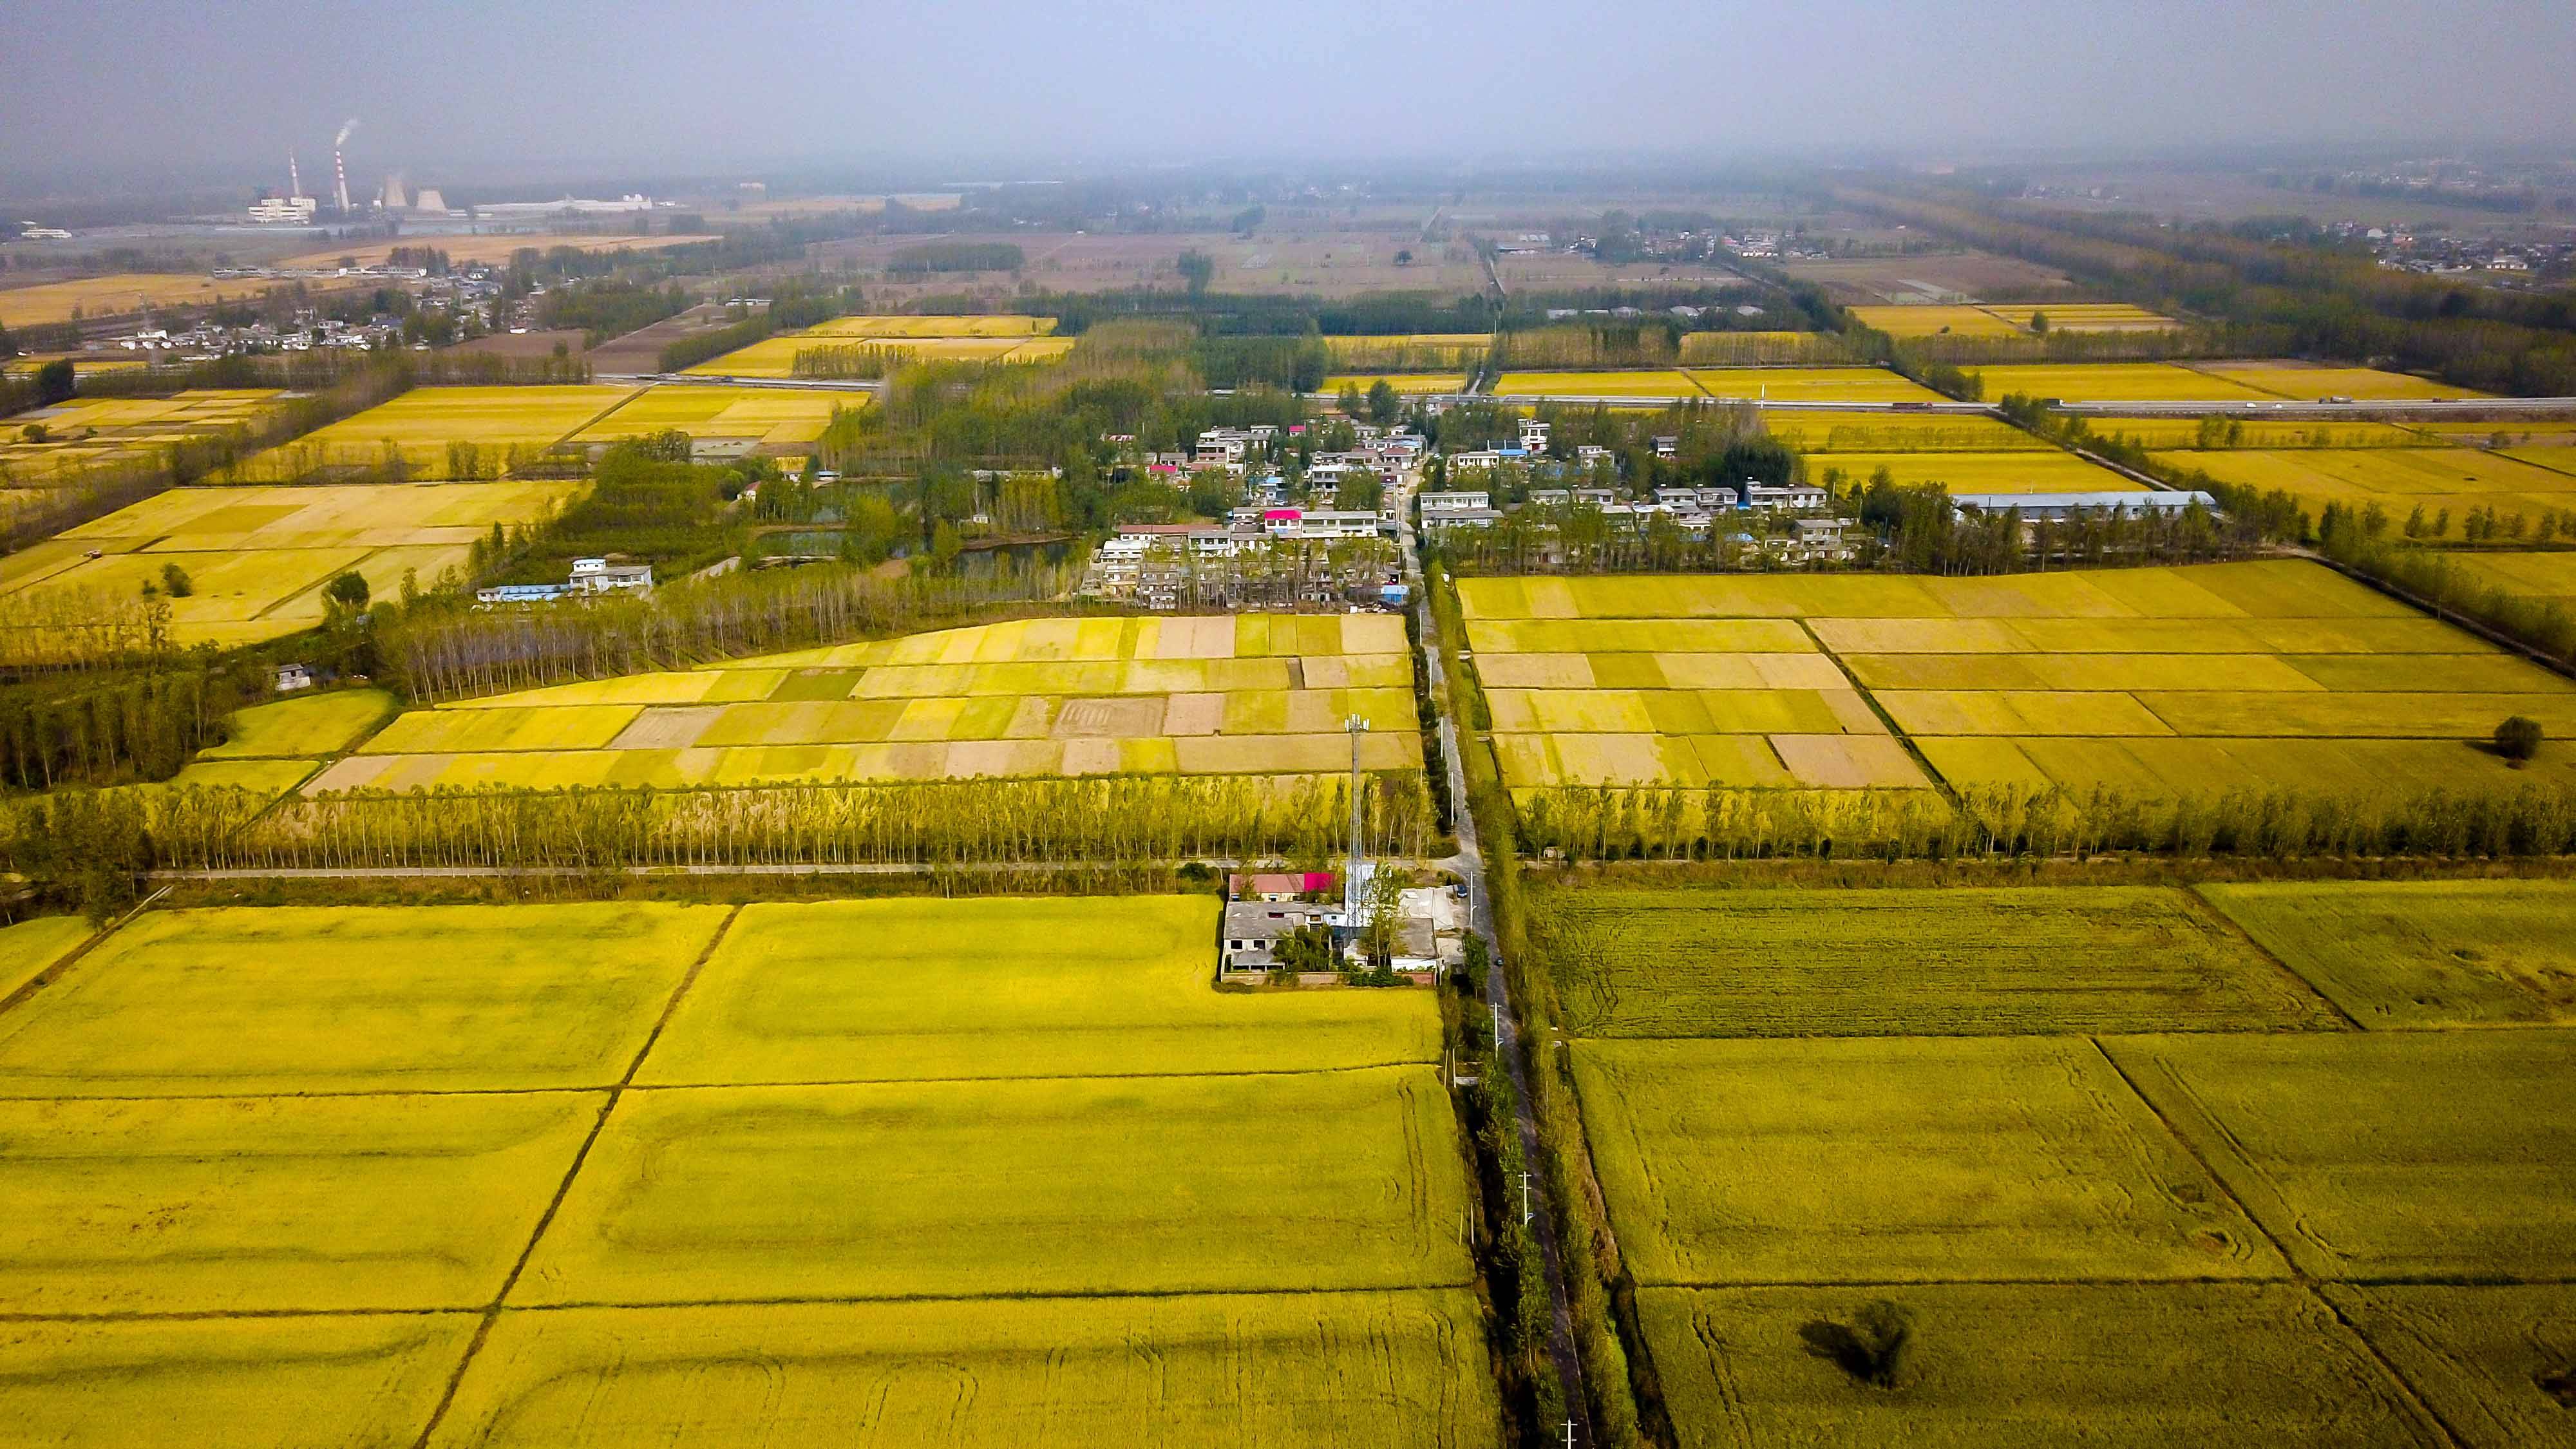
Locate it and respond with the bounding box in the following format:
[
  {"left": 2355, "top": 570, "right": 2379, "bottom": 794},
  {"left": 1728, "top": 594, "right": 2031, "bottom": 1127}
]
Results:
[{"left": 1397, "top": 477, "right": 1593, "bottom": 1443}]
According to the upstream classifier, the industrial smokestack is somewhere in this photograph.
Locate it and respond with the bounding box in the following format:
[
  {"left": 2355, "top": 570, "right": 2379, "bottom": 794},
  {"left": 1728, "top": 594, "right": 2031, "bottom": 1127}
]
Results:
[
  {"left": 289, "top": 153, "right": 303, "bottom": 200},
  {"left": 332, "top": 118, "right": 358, "bottom": 214}
]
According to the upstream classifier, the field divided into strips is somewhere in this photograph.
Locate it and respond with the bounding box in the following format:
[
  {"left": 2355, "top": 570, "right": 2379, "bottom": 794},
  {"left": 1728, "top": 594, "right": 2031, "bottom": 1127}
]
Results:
[
  {"left": 1319, "top": 372, "right": 1465, "bottom": 395},
  {"left": 1687, "top": 366, "right": 1947, "bottom": 403},
  {"left": 1492, "top": 369, "right": 1705, "bottom": 399},
  {"left": 0, "top": 480, "right": 582, "bottom": 649},
  {"left": 1459, "top": 561, "right": 2576, "bottom": 799},
  {"left": 2443, "top": 549, "right": 2576, "bottom": 612},
  {"left": 1761, "top": 408, "right": 2050, "bottom": 452},
  {"left": 289, "top": 384, "right": 639, "bottom": 471},
  {"left": 0, "top": 389, "right": 284, "bottom": 476},
  {"left": 569, "top": 383, "right": 855, "bottom": 449},
  {"left": 2085, "top": 415, "right": 2434, "bottom": 450},
  {"left": 2160, "top": 448, "right": 2576, "bottom": 539},
  {"left": 1798, "top": 449, "right": 2143, "bottom": 495},
  {"left": 1461, "top": 599, "right": 1925, "bottom": 791},
  {"left": 1970, "top": 362, "right": 2280, "bottom": 403},
  {"left": 1852, "top": 303, "right": 2183, "bottom": 339},
  {"left": 803, "top": 314, "right": 1059, "bottom": 338},
  {"left": 2195, "top": 361, "right": 2488, "bottom": 401},
  {"left": 1323, "top": 333, "right": 1489, "bottom": 372},
  {"left": 312, "top": 612, "right": 1424, "bottom": 791},
  {"left": 686, "top": 317, "right": 1075, "bottom": 379},
  {"left": 1539, "top": 878, "right": 2576, "bottom": 1446},
  {"left": 0, "top": 896, "right": 1496, "bottom": 1446},
  {"left": 1533, "top": 885, "right": 2340, "bottom": 1038},
  {"left": 0, "top": 273, "right": 261, "bottom": 328}
]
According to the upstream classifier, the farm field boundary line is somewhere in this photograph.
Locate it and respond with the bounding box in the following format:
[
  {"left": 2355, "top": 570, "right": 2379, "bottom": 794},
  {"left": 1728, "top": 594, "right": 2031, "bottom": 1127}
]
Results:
[
  {"left": 408, "top": 902, "right": 743, "bottom": 1449},
  {"left": 0, "top": 886, "right": 162, "bottom": 1021},
  {"left": 2300, "top": 546, "right": 2576, "bottom": 681},
  {"left": 147, "top": 855, "right": 1452, "bottom": 881},
  {"left": 0, "top": 1282, "right": 1513, "bottom": 1327},
  {"left": 2091, "top": 1026, "right": 2480, "bottom": 1449},
  {"left": 0, "top": 1057, "right": 1448, "bottom": 1104}
]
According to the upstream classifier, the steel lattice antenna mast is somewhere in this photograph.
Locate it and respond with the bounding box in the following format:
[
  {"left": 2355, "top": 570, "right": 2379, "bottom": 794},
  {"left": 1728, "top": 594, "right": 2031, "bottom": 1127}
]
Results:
[{"left": 1343, "top": 714, "right": 1369, "bottom": 929}]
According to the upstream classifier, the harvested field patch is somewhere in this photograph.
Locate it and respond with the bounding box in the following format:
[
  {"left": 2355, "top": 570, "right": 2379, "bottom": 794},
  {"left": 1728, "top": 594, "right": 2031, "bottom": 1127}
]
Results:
[
  {"left": 1573, "top": 1036, "right": 2281, "bottom": 1284},
  {"left": 1531, "top": 886, "right": 2338, "bottom": 1037},
  {"left": 430, "top": 1291, "right": 1499, "bottom": 1449},
  {"left": 2107, "top": 1032, "right": 2576, "bottom": 1280},
  {"left": 1643, "top": 1283, "right": 2444, "bottom": 1449},
  {"left": 639, "top": 896, "right": 1435, "bottom": 1084},
  {"left": 0, "top": 389, "right": 286, "bottom": 475}
]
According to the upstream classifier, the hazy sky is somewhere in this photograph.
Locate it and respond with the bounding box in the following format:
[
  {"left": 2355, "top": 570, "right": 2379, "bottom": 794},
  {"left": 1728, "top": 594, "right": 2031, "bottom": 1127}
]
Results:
[{"left": 6, "top": 0, "right": 2574, "bottom": 183}]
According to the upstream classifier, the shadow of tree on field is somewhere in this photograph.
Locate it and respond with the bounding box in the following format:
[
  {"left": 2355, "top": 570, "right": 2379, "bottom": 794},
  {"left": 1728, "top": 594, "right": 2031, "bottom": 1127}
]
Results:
[{"left": 1799, "top": 1300, "right": 1915, "bottom": 1389}]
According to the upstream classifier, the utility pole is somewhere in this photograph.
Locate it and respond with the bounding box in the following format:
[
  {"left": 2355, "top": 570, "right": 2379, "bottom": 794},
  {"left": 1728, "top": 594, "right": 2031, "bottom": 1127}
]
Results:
[
  {"left": 1520, "top": 1170, "right": 1534, "bottom": 1226},
  {"left": 1343, "top": 714, "right": 1369, "bottom": 933}
]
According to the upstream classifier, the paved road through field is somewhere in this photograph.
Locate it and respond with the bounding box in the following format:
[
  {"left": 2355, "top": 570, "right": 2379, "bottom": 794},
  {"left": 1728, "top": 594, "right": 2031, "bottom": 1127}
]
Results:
[{"left": 1398, "top": 471, "right": 1593, "bottom": 1444}]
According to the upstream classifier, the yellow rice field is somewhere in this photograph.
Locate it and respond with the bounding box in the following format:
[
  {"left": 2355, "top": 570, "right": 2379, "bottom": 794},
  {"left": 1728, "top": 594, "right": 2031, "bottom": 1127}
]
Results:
[
  {"left": 0, "top": 352, "right": 149, "bottom": 378},
  {"left": 290, "top": 386, "right": 638, "bottom": 471},
  {"left": 0, "top": 480, "right": 580, "bottom": 649},
  {"left": 2194, "top": 362, "right": 2487, "bottom": 402},
  {"left": 0, "top": 390, "right": 285, "bottom": 477},
  {"left": 685, "top": 332, "right": 1073, "bottom": 378},
  {"left": 1459, "top": 560, "right": 2576, "bottom": 799},
  {"left": 2155, "top": 448, "right": 2576, "bottom": 537},
  {"left": 1850, "top": 305, "right": 2026, "bottom": 339},
  {"left": 1688, "top": 367, "right": 1947, "bottom": 403},
  {"left": 308, "top": 613, "right": 1425, "bottom": 791},
  {"left": 1983, "top": 302, "right": 2182, "bottom": 332},
  {"left": 569, "top": 384, "right": 857, "bottom": 448},
  {"left": 1853, "top": 303, "right": 2181, "bottom": 339},
  {"left": 1761, "top": 409, "right": 2051, "bottom": 451},
  {"left": 1319, "top": 373, "right": 1465, "bottom": 395},
  {"left": 2084, "top": 416, "right": 2434, "bottom": 450},
  {"left": 1969, "top": 363, "right": 2279, "bottom": 403},
  {"left": 1492, "top": 370, "right": 1705, "bottom": 399},
  {"left": 2441, "top": 549, "right": 2576, "bottom": 611},
  {"left": 0, "top": 274, "right": 261, "bottom": 328},
  {"left": 799, "top": 314, "right": 1059, "bottom": 338},
  {"left": 1801, "top": 450, "right": 2143, "bottom": 495}
]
